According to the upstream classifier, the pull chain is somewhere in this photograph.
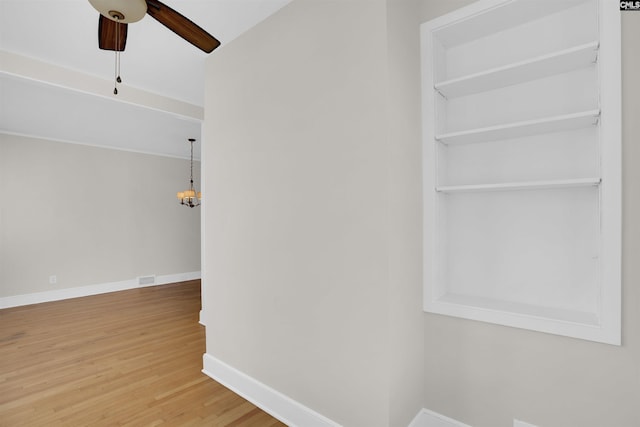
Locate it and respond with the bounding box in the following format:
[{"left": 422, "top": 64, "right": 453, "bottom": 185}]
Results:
[{"left": 114, "top": 17, "right": 122, "bottom": 94}]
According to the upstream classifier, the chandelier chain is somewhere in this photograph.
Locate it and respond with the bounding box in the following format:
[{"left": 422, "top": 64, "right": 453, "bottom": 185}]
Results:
[{"left": 190, "top": 139, "right": 194, "bottom": 186}]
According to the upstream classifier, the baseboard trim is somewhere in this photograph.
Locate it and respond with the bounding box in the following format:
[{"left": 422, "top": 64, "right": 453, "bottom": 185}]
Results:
[
  {"left": 0, "top": 271, "right": 201, "bottom": 309},
  {"left": 408, "top": 408, "right": 472, "bottom": 427},
  {"left": 202, "top": 353, "right": 342, "bottom": 427},
  {"left": 155, "top": 271, "right": 201, "bottom": 285}
]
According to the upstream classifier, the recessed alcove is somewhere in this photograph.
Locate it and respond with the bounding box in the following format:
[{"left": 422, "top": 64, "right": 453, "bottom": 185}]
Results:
[{"left": 421, "top": 0, "right": 621, "bottom": 344}]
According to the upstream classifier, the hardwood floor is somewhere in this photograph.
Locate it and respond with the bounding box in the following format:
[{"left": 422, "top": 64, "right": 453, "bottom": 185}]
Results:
[{"left": 0, "top": 281, "right": 286, "bottom": 426}]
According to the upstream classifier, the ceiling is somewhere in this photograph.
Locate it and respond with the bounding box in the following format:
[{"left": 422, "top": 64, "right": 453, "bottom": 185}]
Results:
[{"left": 0, "top": 0, "right": 291, "bottom": 159}]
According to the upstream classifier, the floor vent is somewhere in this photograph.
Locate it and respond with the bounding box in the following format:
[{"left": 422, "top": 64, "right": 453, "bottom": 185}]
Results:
[{"left": 138, "top": 275, "right": 156, "bottom": 286}]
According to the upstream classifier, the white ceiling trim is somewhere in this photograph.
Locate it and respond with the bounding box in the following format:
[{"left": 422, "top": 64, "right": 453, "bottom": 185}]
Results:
[
  {"left": 0, "top": 130, "right": 200, "bottom": 161},
  {"left": 1, "top": 50, "right": 203, "bottom": 120}
]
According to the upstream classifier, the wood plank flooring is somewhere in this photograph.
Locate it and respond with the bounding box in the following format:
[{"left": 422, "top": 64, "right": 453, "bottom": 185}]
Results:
[{"left": 0, "top": 280, "right": 286, "bottom": 426}]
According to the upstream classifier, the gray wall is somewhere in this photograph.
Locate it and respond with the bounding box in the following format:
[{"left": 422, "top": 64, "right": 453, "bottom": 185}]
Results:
[
  {"left": 203, "top": 0, "right": 423, "bottom": 425},
  {"left": 202, "top": 0, "right": 640, "bottom": 426},
  {"left": 0, "top": 133, "right": 201, "bottom": 298},
  {"left": 386, "top": 0, "right": 426, "bottom": 424}
]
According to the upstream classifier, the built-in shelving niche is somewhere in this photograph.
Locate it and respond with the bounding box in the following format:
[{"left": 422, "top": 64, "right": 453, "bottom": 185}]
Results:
[{"left": 421, "top": 0, "right": 621, "bottom": 344}]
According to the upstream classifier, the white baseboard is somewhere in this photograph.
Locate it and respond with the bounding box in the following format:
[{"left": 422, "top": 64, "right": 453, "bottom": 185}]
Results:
[
  {"left": 155, "top": 271, "right": 201, "bottom": 285},
  {"left": 0, "top": 271, "right": 201, "bottom": 309},
  {"left": 408, "top": 408, "right": 472, "bottom": 427},
  {"left": 202, "top": 353, "right": 342, "bottom": 427}
]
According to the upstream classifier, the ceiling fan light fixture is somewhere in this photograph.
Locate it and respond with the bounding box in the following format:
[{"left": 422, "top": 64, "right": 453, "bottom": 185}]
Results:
[
  {"left": 91, "top": 0, "right": 221, "bottom": 58},
  {"left": 88, "top": 0, "right": 147, "bottom": 23}
]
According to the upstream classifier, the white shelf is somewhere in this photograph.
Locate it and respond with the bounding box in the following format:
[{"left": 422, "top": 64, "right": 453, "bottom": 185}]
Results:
[
  {"left": 432, "top": 0, "right": 585, "bottom": 47},
  {"left": 436, "top": 178, "right": 601, "bottom": 194},
  {"left": 436, "top": 293, "right": 600, "bottom": 326},
  {"left": 436, "top": 110, "right": 600, "bottom": 146},
  {"left": 435, "top": 42, "right": 599, "bottom": 99}
]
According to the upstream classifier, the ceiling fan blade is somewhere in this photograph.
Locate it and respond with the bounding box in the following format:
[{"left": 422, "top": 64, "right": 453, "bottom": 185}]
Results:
[
  {"left": 98, "top": 15, "right": 128, "bottom": 51},
  {"left": 145, "top": 0, "right": 220, "bottom": 53}
]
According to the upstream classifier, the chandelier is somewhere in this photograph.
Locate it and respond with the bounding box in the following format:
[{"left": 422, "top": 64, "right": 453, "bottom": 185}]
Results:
[{"left": 176, "top": 138, "right": 202, "bottom": 208}]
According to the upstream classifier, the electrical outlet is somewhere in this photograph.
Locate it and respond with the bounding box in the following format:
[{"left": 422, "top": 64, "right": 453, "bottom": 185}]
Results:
[{"left": 49, "top": 275, "right": 57, "bottom": 284}]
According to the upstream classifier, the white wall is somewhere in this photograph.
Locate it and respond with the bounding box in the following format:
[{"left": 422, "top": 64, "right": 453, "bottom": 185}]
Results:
[{"left": 0, "top": 133, "right": 201, "bottom": 299}]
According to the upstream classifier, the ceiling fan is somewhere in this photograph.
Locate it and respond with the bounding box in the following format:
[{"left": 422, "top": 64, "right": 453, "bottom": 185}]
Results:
[
  {"left": 88, "top": 0, "right": 220, "bottom": 93},
  {"left": 88, "top": 0, "right": 220, "bottom": 53}
]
